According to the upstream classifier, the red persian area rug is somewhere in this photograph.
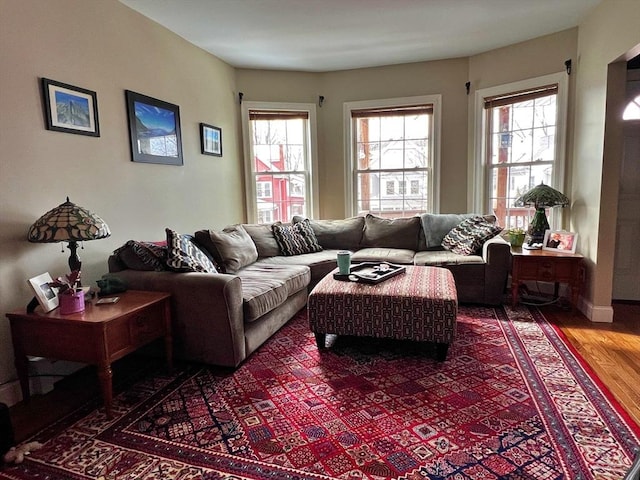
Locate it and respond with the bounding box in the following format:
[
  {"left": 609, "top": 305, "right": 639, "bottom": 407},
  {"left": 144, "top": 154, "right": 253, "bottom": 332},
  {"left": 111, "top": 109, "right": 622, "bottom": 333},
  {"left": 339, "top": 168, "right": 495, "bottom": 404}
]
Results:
[{"left": 1, "top": 305, "right": 639, "bottom": 480}]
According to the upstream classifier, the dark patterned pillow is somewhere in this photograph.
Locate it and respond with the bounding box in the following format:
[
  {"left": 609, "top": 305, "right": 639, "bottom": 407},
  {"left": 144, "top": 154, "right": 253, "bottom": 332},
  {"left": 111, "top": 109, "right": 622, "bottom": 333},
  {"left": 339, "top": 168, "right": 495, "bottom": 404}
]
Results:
[
  {"left": 441, "top": 216, "right": 503, "bottom": 255},
  {"left": 165, "top": 228, "right": 218, "bottom": 273},
  {"left": 113, "top": 240, "right": 167, "bottom": 271},
  {"left": 272, "top": 219, "right": 323, "bottom": 256}
]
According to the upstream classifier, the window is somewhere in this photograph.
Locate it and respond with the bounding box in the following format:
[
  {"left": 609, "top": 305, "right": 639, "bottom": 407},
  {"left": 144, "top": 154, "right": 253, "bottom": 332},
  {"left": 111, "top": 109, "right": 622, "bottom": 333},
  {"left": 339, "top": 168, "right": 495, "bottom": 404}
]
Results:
[
  {"left": 474, "top": 73, "right": 568, "bottom": 230},
  {"left": 345, "top": 95, "right": 441, "bottom": 217},
  {"left": 241, "top": 102, "right": 318, "bottom": 223},
  {"left": 256, "top": 181, "right": 272, "bottom": 198}
]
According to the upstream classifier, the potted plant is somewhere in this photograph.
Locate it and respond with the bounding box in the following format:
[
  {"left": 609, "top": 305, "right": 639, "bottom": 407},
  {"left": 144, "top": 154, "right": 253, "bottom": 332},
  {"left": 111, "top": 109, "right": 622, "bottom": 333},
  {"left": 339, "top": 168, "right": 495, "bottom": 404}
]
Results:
[
  {"left": 506, "top": 227, "right": 526, "bottom": 247},
  {"left": 49, "top": 270, "right": 85, "bottom": 314}
]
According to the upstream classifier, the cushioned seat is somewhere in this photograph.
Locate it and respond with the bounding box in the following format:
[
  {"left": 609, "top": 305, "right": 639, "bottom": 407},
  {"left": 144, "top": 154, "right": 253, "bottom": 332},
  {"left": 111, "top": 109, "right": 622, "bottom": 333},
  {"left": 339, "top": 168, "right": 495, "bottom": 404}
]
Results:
[
  {"left": 414, "top": 250, "right": 485, "bottom": 265},
  {"left": 351, "top": 247, "right": 416, "bottom": 264},
  {"left": 236, "top": 264, "right": 310, "bottom": 322}
]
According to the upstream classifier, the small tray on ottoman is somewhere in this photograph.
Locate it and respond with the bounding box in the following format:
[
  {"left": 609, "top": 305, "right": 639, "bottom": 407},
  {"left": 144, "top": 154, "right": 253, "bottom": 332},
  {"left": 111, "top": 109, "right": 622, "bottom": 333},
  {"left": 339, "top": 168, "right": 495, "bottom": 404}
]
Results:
[{"left": 333, "top": 262, "right": 406, "bottom": 284}]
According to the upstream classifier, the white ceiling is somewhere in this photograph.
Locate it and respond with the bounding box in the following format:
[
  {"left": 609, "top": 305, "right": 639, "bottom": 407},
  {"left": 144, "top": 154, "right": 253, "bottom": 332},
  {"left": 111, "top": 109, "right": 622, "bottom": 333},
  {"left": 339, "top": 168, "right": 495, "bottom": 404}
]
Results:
[{"left": 120, "top": 0, "right": 601, "bottom": 72}]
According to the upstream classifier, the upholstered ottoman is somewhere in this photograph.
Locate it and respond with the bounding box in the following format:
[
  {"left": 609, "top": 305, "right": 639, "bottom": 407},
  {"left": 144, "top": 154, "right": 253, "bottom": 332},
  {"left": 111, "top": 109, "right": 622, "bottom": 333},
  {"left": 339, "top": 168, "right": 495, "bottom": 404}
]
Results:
[{"left": 308, "top": 265, "right": 458, "bottom": 360}]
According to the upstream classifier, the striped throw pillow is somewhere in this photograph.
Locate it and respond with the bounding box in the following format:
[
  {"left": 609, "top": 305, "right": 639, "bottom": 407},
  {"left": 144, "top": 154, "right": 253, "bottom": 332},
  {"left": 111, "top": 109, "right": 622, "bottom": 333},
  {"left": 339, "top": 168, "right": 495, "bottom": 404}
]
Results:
[
  {"left": 441, "top": 216, "right": 502, "bottom": 255},
  {"left": 272, "top": 219, "right": 323, "bottom": 256}
]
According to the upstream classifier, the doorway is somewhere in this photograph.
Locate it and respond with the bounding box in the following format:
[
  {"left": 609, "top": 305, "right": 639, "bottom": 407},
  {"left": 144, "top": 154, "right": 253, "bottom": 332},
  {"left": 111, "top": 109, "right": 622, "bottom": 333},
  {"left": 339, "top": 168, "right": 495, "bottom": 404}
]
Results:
[{"left": 612, "top": 55, "right": 640, "bottom": 301}]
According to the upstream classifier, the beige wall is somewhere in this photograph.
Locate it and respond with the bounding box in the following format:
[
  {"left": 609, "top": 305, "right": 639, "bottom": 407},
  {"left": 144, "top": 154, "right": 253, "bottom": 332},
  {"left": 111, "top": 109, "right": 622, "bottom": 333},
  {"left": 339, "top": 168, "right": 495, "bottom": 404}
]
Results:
[
  {"left": 0, "top": 0, "right": 244, "bottom": 403},
  {"left": 238, "top": 60, "right": 469, "bottom": 218},
  {"left": 572, "top": 0, "right": 640, "bottom": 320}
]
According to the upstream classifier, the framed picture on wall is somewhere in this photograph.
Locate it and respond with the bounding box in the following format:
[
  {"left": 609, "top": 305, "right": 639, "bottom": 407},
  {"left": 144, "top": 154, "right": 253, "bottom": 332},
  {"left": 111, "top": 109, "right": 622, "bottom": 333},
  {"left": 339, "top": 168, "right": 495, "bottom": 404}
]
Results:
[
  {"left": 125, "top": 90, "right": 183, "bottom": 165},
  {"left": 200, "top": 123, "right": 222, "bottom": 156},
  {"left": 41, "top": 78, "right": 100, "bottom": 137},
  {"left": 27, "top": 272, "right": 59, "bottom": 312},
  {"left": 542, "top": 230, "right": 578, "bottom": 254}
]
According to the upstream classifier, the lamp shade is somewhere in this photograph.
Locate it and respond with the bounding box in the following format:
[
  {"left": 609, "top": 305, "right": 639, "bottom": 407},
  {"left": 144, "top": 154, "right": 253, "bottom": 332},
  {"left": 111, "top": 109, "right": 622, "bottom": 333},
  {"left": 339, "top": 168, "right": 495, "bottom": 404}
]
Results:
[
  {"left": 28, "top": 197, "right": 110, "bottom": 244},
  {"left": 514, "top": 182, "right": 569, "bottom": 209}
]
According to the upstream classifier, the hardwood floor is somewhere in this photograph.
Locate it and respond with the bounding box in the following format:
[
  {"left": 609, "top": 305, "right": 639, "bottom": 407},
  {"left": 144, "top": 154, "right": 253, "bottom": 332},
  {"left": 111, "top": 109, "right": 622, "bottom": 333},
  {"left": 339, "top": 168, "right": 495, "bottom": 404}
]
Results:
[{"left": 6, "top": 303, "right": 640, "bottom": 443}]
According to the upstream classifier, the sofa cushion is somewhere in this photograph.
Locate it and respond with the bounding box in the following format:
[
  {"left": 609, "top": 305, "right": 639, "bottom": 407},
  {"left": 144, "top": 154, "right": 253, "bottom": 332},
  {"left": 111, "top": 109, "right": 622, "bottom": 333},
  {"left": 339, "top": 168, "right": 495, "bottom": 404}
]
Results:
[
  {"left": 441, "top": 216, "right": 503, "bottom": 256},
  {"left": 272, "top": 219, "right": 323, "bottom": 256},
  {"left": 165, "top": 229, "right": 218, "bottom": 273},
  {"left": 361, "top": 214, "right": 421, "bottom": 250},
  {"left": 195, "top": 225, "right": 258, "bottom": 274},
  {"left": 351, "top": 247, "right": 416, "bottom": 265},
  {"left": 243, "top": 223, "right": 281, "bottom": 258},
  {"left": 236, "top": 264, "right": 310, "bottom": 322},
  {"left": 414, "top": 250, "right": 485, "bottom": 266},
  {"left": 112, "top": 240, "right": 167, "bottom": 271},
  {"left": 293, "top": 216, "right": 364, "bottom": 251}
]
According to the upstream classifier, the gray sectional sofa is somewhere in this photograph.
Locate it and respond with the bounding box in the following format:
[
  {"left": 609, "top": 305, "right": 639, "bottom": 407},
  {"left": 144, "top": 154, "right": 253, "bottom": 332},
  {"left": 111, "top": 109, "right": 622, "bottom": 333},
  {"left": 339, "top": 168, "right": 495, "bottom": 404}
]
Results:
[{"left": 108, "top": 213, "right": 511, "bottom": 368}]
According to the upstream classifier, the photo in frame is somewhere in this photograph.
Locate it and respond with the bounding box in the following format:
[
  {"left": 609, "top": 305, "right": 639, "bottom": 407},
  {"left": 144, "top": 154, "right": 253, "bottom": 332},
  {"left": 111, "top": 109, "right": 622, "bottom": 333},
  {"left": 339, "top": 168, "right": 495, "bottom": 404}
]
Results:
[
  {"left": 125, "top": 90, "right": 183, "bottom": 165},
  {"left": 27, "top": 272, "right": 59, "bottom": 312},
  {"left": 543, "top": 230, "right": 578, "bottom": 254},
  {"left": 200, "top": 123, "right": 222, "bottom": 156},
  {"left": 41, "top": 78, "right": 100, "bottom": 137}
]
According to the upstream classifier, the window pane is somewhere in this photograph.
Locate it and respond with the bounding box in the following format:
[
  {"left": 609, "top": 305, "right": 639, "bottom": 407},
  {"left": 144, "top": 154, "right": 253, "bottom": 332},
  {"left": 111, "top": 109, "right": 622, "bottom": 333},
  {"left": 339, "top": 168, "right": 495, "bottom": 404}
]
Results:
[
  {"left": 249, "top": 110, "right": 312, "bottom": 223},
  {"left": 486, "top": 86, "right": 559, "bottom": 229},
  {"left": 353, "top": 106, "right": 433, "bottom": 217}
]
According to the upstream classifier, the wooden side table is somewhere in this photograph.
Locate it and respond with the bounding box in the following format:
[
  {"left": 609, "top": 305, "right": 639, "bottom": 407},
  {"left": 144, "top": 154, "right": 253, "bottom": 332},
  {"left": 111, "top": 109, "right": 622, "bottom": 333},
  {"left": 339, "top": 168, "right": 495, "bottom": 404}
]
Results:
[
  {"left": 511, "top": 248, "right": 584, "bottom": 311},
  {"left": 6, "top": 290, "right": 172, "bottom": 418}
]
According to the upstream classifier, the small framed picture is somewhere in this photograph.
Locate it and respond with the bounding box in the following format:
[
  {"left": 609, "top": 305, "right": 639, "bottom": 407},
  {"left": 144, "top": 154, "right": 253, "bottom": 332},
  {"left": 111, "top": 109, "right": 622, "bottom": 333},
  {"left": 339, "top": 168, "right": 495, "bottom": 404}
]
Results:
[
  {"left": 27, "top": 272, "right": 59, "bottom": 312},
  {"left": 41, "top": 78, "right": 100, "bottom": 137},
  {"left": 125, "top": 90, "right": 183, "bottom": 165},
  {"left": 543, "top": 230, "right": 578, "bottom": 254},
  {"left": 200, "top": 123, "right": 222, "bottom": 156}
]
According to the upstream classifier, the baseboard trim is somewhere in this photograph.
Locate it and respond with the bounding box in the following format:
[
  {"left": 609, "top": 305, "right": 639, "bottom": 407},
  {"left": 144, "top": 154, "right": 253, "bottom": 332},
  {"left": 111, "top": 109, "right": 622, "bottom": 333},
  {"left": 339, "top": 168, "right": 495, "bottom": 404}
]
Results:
[{"left": 578, "top": 296, "right": 614, "bottom": 323}]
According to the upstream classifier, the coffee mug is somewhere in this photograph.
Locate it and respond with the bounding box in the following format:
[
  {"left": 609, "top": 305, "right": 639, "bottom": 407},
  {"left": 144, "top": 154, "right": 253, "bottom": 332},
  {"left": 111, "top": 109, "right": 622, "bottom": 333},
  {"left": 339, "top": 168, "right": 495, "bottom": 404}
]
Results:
[{"left": 337, "top": 251, "right": 351, "bottom": 275}]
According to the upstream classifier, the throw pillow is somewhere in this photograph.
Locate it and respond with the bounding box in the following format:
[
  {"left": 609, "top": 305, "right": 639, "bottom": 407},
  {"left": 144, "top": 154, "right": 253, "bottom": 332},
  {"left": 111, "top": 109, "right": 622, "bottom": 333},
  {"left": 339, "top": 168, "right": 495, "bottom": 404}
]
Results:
[
  {"left": 441, "top": 216, "right": 503, "bottom": 255},
  {"left": 113, "top": 240, "right": 167, "bottom": 271},
  {"left": 194, "top": 224, "right": 258, "bottom": 273},
  {"left": 421, "top": 213, "right": 497, "bottom": 249},
  {"left": 165, "top": 228, "right": 218, "bottom": 273},
  {"left": 272, "top": 219, "right": 323, "bottom": 256}
]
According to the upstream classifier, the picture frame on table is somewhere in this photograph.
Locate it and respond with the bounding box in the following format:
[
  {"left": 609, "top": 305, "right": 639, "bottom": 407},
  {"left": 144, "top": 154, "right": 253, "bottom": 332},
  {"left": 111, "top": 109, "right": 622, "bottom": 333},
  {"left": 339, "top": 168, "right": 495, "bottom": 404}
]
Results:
[
  {"left": 125, "top": 90, "right": 183, "bottom": 165},
  {"left": 542, "top": 230, "right": 578, "bottom": 254},
  {"left": 200, "top": 123, "right": 222, "bottom": 156},
  {"left": 27, "top": 272, "right": 58, "bottom": 312},
  {"left": 41, "top": 78, "right": 100, "bottom": 137}
]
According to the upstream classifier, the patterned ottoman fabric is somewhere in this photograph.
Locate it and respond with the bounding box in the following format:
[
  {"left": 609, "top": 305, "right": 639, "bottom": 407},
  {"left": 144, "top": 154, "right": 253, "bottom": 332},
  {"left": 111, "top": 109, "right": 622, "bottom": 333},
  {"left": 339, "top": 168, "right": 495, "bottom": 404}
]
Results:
[{"left": 308, "top": 265, "right": 458, "bottom": 360}]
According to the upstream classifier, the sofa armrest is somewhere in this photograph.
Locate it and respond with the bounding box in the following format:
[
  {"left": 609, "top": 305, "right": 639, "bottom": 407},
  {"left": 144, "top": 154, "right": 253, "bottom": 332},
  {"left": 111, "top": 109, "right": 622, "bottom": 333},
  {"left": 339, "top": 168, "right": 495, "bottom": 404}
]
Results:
[
  {"left": 108, "top": 269, "right": 246, "bottom": 367},
  {"left": 481, "top": 236, "right": 512, "bottom": 304}
]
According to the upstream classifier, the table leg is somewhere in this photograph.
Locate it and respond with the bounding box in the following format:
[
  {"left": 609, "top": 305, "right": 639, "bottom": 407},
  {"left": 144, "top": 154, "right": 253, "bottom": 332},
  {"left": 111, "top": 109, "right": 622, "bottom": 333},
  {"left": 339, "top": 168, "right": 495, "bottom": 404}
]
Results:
[
  {"left": 10, "top": 328, "right": 30, "bottom": 403},
  {"left": 314, "top": 333, "right": 326, "bottom": 349},
  {"left": 97, "top": 363, "right": 113, "bottom": 419},
  {"left": 511, "top": 280, "right": 519, "bottom": 308}
]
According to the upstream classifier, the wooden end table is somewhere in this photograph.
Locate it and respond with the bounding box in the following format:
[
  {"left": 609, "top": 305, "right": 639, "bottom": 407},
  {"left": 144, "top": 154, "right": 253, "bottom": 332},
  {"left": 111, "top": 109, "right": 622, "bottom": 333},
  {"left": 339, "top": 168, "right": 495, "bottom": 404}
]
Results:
[
  {"left": 511, "top": 247, "right": 584, "bottom": 312},
  {"left": 6, "top": 290, "right": 172, "bottom": 418}
]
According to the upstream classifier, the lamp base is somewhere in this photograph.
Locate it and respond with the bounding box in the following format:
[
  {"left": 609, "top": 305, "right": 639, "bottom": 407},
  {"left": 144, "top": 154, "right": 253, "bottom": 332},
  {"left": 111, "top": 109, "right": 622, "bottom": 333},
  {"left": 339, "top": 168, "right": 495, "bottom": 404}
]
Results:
[{"left": 527, "top": 208, "right": 550, "bottom": 246}]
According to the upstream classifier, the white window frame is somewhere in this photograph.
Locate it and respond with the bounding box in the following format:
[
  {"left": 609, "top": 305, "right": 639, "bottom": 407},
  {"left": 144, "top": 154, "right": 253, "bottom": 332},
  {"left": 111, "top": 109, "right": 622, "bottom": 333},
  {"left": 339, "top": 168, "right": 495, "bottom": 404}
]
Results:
[
  {"left": 471, "top": 73, "right": 568, "bottom": 228},
  {"left": 344, "top": 95, "right": 442, "bottom": 216},
  {"left": 241, "top": 101, "right": 319, "bottom": 223}
]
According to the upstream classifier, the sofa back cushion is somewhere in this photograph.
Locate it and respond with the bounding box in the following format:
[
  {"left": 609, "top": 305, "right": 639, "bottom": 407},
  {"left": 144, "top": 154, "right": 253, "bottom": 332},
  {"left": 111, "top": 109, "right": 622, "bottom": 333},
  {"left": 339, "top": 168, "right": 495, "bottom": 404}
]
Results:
[
  {"left": 421, "top": 213, "right": 497, "bottom": 249},
  {"left": 243, "top": 223, "right": 281, "bottom": 258},
  {"left": 293, "top": 216, "right": 364, "bottom": 251},
  {"left": 361, "top": 214, "right": 421, "bottom": 250},
  {"left": 194, "top": 224, "right": 258, "bottom": 273}
]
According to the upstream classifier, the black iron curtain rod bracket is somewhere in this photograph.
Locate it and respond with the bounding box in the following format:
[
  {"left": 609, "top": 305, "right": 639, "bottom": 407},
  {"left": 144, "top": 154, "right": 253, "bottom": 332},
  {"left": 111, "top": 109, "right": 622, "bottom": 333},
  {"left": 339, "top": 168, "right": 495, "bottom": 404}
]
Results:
[
  {"left": 465, "top": 82, "right": 471, "bottom": 95},
  {"left": 319, "top": 95, "right": 325, "bottom": 107},
  {"left": 565, "top": 59, "right": 572, "bottom": 75},
  {"left": 239, "top": 92, "right": 244, "bottom": 105}
]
